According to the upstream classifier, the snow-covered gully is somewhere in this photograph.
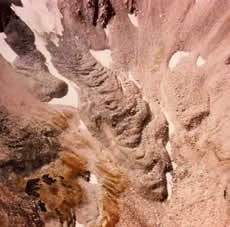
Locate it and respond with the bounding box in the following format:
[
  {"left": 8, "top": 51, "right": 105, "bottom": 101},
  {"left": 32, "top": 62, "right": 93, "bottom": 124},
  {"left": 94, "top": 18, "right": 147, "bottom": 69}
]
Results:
[
  {"left": 161, "top": 107, "right": 177, "bottom": 200},
  {"left": 13, "top": 0, "right": 80, "bottom": 109}
]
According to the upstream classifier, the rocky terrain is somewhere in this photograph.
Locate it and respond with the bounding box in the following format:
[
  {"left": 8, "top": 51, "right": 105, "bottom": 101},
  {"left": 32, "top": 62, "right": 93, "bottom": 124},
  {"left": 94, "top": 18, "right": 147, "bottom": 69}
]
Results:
[{"left": 1, "top": 0, "right": 230, "bottom": 226}]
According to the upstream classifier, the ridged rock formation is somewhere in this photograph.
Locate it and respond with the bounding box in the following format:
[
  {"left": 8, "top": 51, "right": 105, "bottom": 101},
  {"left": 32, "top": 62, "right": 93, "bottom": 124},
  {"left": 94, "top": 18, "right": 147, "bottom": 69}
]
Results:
[{"left": 1, "top": 0, "right": 230, "bottom": 226}]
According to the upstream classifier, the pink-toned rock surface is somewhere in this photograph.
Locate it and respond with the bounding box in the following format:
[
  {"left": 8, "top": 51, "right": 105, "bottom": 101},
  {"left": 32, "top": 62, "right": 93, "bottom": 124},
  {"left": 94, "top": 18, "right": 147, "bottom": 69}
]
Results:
[{"left": 1, "top": 0, "right": 230, "bottom": 226}]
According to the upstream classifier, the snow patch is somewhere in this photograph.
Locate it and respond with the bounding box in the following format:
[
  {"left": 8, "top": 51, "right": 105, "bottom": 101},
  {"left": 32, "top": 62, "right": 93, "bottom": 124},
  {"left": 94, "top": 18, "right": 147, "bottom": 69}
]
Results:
[
  {"left": 169, "top": 51, "right": 190, "bottom": 69},
  {"left": 49, "top": 83, "right": 79, "bottom": 107},
  {"left": 104, "top": 25, "right": 111, "bottom": 46},
  {"left": 166, "top": 140, "right": 172, "bottom": 157},
  {"left": 79, "top": 120, "right": 88, "bottom": 131},
  {"left": 162, "top": 110, "right": 175, "bottom": 136},
  {"left": 161, "top": 107, "right": 177, "bottom": 200},
  {"left": 104, "top": 27, "right": 110, "bottom": 40},
  {"left": 75, "top": 222, "right": 84, "bottom": 227},
  {"left": 196, "top": 55, "right": 206, "bottom": 66},
  {"left": 143, "top": 96, "right": 148, "bottom": 102},
  {"left": 165, "top": 135, "right": 175, "bottom": 200},
  {"left": 128, "top": 14, "right": 139, "bottom": 27},
  {"left": 89, "top": 174, "right": 98, "bottom": 185},
  {"left": 165, "top": 144, "right": 174, "bottom": 200},
  {"left": 90, "top": 49, "right": 112, "bottom": 68},
  {"left": 0, "top": 33, "right": 18, "bottom": 63},
  {"left": 166, "top": 172, "right": 173, "bottom": 200},
  {"left": 128, "top": 72, "right": 141, "bottom": 88},
  {"left": 166, "top": 142, "right": 177, "bottom": 169}
]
